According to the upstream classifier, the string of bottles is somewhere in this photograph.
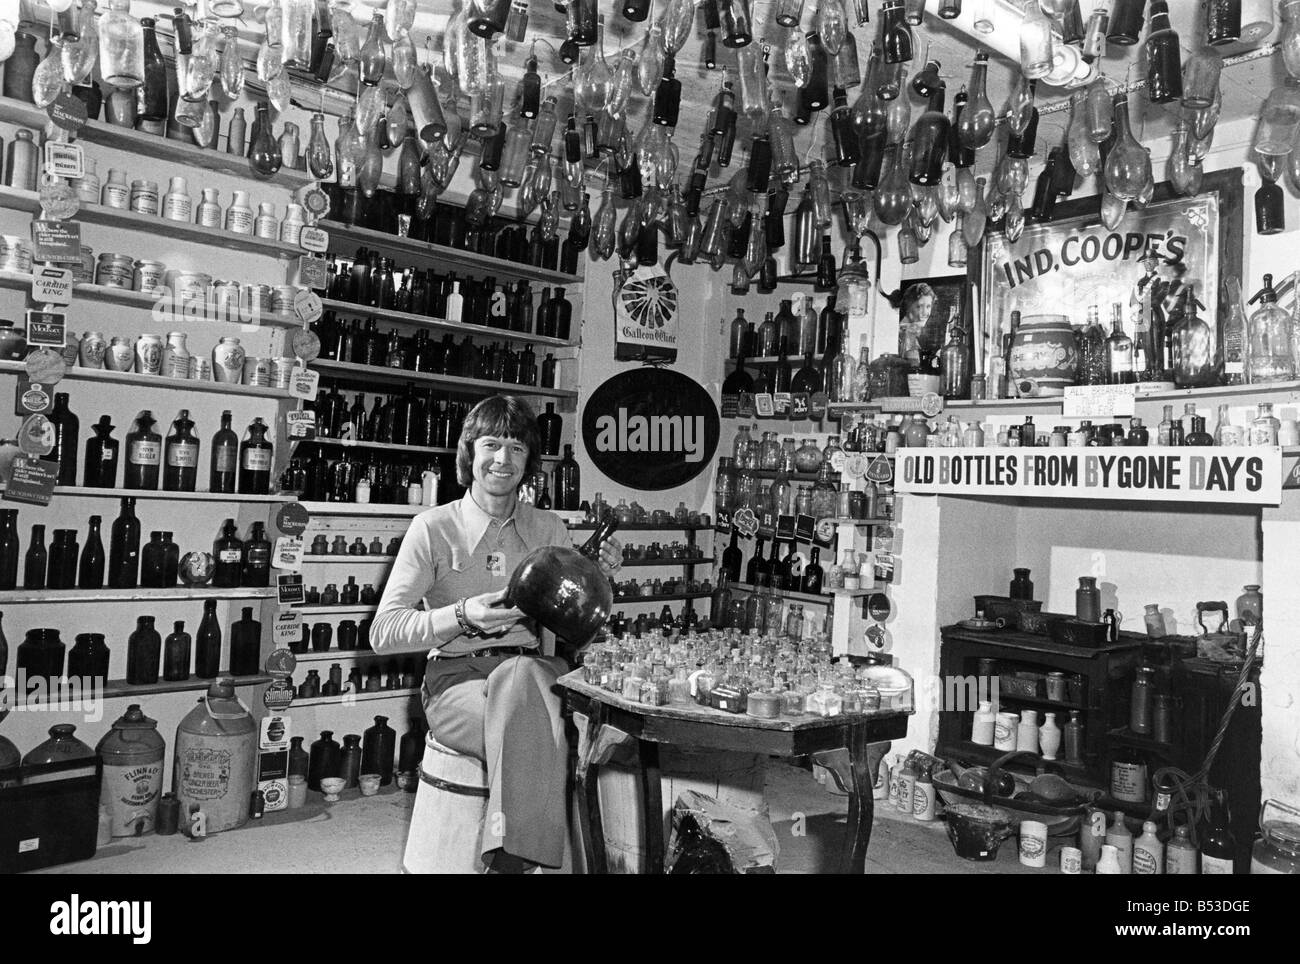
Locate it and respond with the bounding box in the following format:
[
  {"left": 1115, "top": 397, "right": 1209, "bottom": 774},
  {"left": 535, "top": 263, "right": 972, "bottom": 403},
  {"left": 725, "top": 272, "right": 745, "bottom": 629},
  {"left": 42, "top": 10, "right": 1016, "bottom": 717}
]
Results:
[
  {"left": 11, "top": 599, "right": 263, "bottom": 688},
  {"left": 45, "top": 400, "right": 273, "bottom": 495},
  {"left": 0, "top": 501, "right": 271, "bottom": 592},
  {"left": 324, "top": 248, "right": 574, "bottom": 341}
]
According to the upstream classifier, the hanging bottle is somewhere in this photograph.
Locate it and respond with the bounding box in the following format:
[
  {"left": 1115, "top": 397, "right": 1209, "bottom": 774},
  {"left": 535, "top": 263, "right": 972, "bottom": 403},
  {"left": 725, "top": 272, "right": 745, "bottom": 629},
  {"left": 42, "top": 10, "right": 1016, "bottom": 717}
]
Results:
[
  {"left": 957, "top": 52, "right": 995, "bottom": 149},
  {"left": 1145, "top": 1, "right": 1183, "bottom": 104},
  {"left": 139, "top": 17, "right": 168, "bottom": 121}
]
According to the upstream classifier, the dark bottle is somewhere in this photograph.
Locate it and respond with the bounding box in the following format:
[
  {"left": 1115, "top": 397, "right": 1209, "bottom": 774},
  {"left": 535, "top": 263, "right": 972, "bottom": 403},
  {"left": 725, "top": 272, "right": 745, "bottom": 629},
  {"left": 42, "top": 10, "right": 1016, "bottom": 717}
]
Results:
[
  {"left": 141, "top": 531, "right": 167, "bottom": 588},
  {"left": 909, "top": 85, "right": 949, "bottom": 185},
  {"left": 721, "top": 528, "right": 743, "bottom": 583},
  {"left": 781, "top": 541, "right": 803, "bottom": 588},
  {"left": 1107, "top": 0, "right": 1146, "bottom": 45},
  {"left": 815, "top": 236, "right": 837, "bottom": 292},
  {"left": 238, "top": 417, "right": 274, "bottom": 494},
  {"left": 541, "top": 353, "right": 558, "bottom": 388},
  {"left": 339, "top": 733, "right": 362, "bottom": 789},
  {"left": 67, "top": 632, "right": 109, "bottom": 681},
  {"left": 398, "top": 719, "right": 423, "bottom": 788},
  {"left": 229, "top": 606, "right": 261, "bottom": 676},
  {"left": 773, "top": 339, "right": 793, "bottom": 394},
  {"left": 23, "top": 523, "right": 46, "bottom": 589},
  {"left": 746, "top": 536, "right": 768, "bottom": 586},
  {"left": 77, "top": 515, "right": 105, "bottom": 589},
  {"left": 802, "top": 546, "right": 824, "bottom": 595},
  {"left": 554, "top": 443, "right": 580, "bottom": 510},
  {"left": 1144, "top": 1, "right": 1182, "bottom": 104},
  {"left": 799, "top": 33, "right": 830, "bottom": 114},
  {"left": 791, "top": 351, "right": 823, "bottom": 396},
  {"left": 1009, "top": 567, "right": 1034, "bottom": 600},
  {"left": 163, "top": 409, "right": 200, "bottom": 492},
  {"left": 767, "top": 538, "right": 785, "bottom": 590},
  {"left": 1199, "top": 789, "right": 1238, "bottom": 873},
  {"left": 163, "top": 620, "right": 191, "bottom": 682},
  {"left": 1186, "top": 415, "right": 1214, "bottom": 446},
  {"left": 362, "top": 715, "right": 396, "bottom": 785},
  {"left": 46, "top": 393, "right": 80, "bottom": 486},
  {"left": 45, "top": 530, "right": 71, "bottom": 589},
  {"left": 124, "top": 411, "right": 162, "bottom": 490},
  {"left": 107, "top": 497, "right": 141, "bottom": 589},
  {"left": 242, "top": 522, "right": 272, "bottom": 587},
  {"left": 1128, "top": 418, "right": 1150, "bottom": 446},
  {"left": 550, "top": 288, "right": 573, "bottom": 341},
  {"left": 1206, "top": 0, "right": 1241, "bottom": 46},
  {"left": 126, "top": 615, "right": 162, "bottom": 685},
  {"left": 1256, "top": 181, "right": 1285, "bottom": 236},
  {"left": 213, "top": 519, "right": 243, "bottom": 589},
  {"left": 308, "top": 730, "right": 342, "bottom": 790},
  {"left": 160, "top": 531, "right": 179, "bottom": 586},
  {"left": 209, "top": 410, "right": 238, "bottom": 494},
  {"left": 538, "top": 402, "right": 562, "bottom": 456},
  {"left": 653, "top": 52, "right": 681, "bottom": 126},
  {"left": 310, "top": 620, "right": 332, "bottom": 652},
  {"left": 288, "top": 736, "right": 310, "bottom": 779},
  {"left": 140, "top": 18, "right": 169, "bottom": 121},
  {"left": 195, "top": 599, "right": 221, "bottom": 679},
  {"left": 83, "top": 415, "right": 119, "bottom": 488},
  {"left": 829, "top": 87, "right": 859, "bottom": 167}
]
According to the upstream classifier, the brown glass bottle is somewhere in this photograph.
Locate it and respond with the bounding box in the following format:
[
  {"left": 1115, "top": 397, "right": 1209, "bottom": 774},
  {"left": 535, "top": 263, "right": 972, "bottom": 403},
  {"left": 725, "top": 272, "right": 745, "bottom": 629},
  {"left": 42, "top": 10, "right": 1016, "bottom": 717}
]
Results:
[
  {"left": 163, "top": 409, "right": 200, "bottom": 492},
  {"left": 553, "top": 443, "right": 580, "bottom": 511},
  {"left": 107, "top": 497, "right": 140, "bottom": 588},
  {"left": 209, "top": 410, "right": 238, "bottom": 493},
  {"left": 195, "top": 599, "right": 222, "bottom": 679},
  {"left": 163, "top": 620, "right": 191, "bottom": 682},
  {"left": 46, "top": 393, "right": 80, "bottom": 486},
  {"left": 538, "top": 402, "right": 562, "bottom": 456},
  {"left": 124, "top": 411, "right": 161, "bottom": 490},
  {"left": 213, "top": 518, "right": 243, "bottom": 588},
  {"left": 83, "top": 415, "right": 119, "bottom": 488},
  {"left": 23, "top": 523, "right": 45, "bottom": 589},
  {"left": 238, "top": 417, "right": 273, "bottom": 494}
]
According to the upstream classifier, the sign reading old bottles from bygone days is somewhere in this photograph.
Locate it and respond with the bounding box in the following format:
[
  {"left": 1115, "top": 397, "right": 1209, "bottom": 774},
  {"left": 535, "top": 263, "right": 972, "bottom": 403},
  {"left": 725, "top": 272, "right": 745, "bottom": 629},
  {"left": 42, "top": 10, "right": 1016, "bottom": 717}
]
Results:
[
  {"left": 582, "top": 368, "right": 720, "bottom": 490},
  {"left": 895, "top": 448, "right": 1282, "bottom": 505}
]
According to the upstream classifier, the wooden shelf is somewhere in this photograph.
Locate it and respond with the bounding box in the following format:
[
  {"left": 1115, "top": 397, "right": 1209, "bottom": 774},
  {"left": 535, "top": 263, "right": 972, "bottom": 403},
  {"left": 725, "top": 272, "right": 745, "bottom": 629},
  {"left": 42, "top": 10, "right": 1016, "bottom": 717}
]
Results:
[
  {"left": 0, "top": 269, "right": 302, "bottom": 328},
  {"left": 568, "top": 522, "right": 714, "bottom": 532},
  {"left": 291, "top": 686, "right": 420, "bottom": 707},
  {"left": 726, "top": 354, "right": 826, "bottom": 366},
  {"left": 0, "top": 96, "right": 313, "bottom": 189},
  {"left": 941, "top": 739, "right": 1093, "bottom": 782},
  {"left": 0, "top": 586, "right": 276, "bottom": 603},
  {"left": 296, "top": 500, "right": 425, "bottom": 516},
  {"left": 0, "top": 186, "right": 302, "bottom": 259},
  {"left": 302, "top": 555, "right": 396, "bottom": 563},
  {"left": 321, "top": 219, "right": 582, "bottom": 286},
  {"left": 296, "top": 604, "right": 378, "bottom": 615},
  {"left": 12, "top": 673, "right": 273, "bottom": 707},
  {"left": 290, "top": 649, "right": 381, "bottom": 663},
  {"left": 828, "top": 517, "right": 891, "bottom": 526},
  {"left": 311, "top": 358, "right": 578, "bottom": 399},
  {"left": 296, "top": 436, "right": 455, "bottom": 457},
  {"left": 320, "top": 298, "right": 576, "bottom": 348},
  {"left": 752, "top": 468, "right": 833, "bottom": 482},
  {"left": 51, "top": 485, "right": 291, "bottom": 502},
  {"left": 611, "top": 591, "right": 713, "bottom": 604},
  {"left": 0, "top": 359, "right": 294, "bottom": 399},
  {"left": 1107, "top": 726, "right": 1176, "bottom": 753},
  {"left": 619, "top": 557, "right": 714, "bottom": 568},
  {"left": 731, "top": 585, "right": 875, "bottom": 605}
]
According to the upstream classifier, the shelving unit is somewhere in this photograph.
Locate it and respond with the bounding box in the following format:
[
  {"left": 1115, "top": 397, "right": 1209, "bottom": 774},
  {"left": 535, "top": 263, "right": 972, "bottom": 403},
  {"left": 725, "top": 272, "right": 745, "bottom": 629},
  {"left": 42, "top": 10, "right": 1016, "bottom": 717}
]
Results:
[
  {"left": 619, "top": 557, "right": 714, "bottom": 568},
  {"left": 320, "top": 219, "right": 582, "bottom": 286},
  {"left": 0, "top": 186, "right": 302, "bottom": 259},
  {"left": 296, "top": 500, "right": 425, "bottom": 517},
  {"left": 297, "top": 604, "right": 378, "bottom": 616},
  {"left": 0, "top": 586, "right": 277, "bottom": 603},
  {"left": 730, "top": 585, "right": 876, "bottom": 606},
  {"left": 320, "top": 298, "right": 576, "bottom": 348},
  {"left": 0, "top": 360, "right": 294, "bottom": 399},
  {"left": 0, "top": 96, "right": 313, "bottom": 189},
  {"left": 568, "top": 522, "right": 714, "bottom": 532},
  {"left": 296, "top": 437, "right": 455, "bottom": 457},
  {"left": 311, "top": 358, "right": 578, "bottom": 398},
  {"left": 291, "top": 649, "right": 383, "bottom": 663},
  {"left": 51, "top": 485, "right": 292, "bottom": 502},
  {"left": 12, "top": 673, "right": 274, "bottom": 708},
  {"left": 302, "top": 555, "right": 396, "bottom": 564},
  {"left": 611, "top": 591, "right": 713, "bottom": 604}
]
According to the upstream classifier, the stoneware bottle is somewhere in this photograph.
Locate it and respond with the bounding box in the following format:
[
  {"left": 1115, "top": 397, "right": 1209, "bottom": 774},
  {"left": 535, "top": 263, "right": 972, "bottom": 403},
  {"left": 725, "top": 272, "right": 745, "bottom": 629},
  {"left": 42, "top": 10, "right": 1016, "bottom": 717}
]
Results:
[{"left": 1038, "top": 711, "right": 1061, "bottom": 760}]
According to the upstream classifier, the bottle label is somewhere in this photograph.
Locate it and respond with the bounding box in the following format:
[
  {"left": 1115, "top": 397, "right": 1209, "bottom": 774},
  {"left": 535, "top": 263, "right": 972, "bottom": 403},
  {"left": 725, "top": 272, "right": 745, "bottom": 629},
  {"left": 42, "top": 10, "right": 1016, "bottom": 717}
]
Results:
[
  {"left": 129, "top": 440, "right": 161, "bottom": 465},
  {"left": 197, "top": 204, "right": 222, "bottom": 228},
  {"left": 163, "top": 195, "right": 192, "bottom": 221},
  {"left": 243, "top": 448, "right": 273, "bottom": 471},
  {"left": 247, "top": 547, "right": 271, "bottom": 565},
  {"left": 1133, "top": 846, "right": 1160, "bottom": 875},
  {"left": 219, "top": 549, "right": 242, "bottom": 563},
  {"left": 1201, "top": 854, "right": 1234, "bottom": 874},
  {"left": 102, "top": 183, "right": 130, "bottom": 208},
  {"left": 1110, "top": 761, "right": 1148, "bottom": 802},
  {"left": 167, "top": 442, "right": 199, "bottom": 467},
  {"left": 226, "top": 208, "right": 254, "bottom": 233},
  {"left": 215, "top": 447, "right": 237, "bottom": 473}
]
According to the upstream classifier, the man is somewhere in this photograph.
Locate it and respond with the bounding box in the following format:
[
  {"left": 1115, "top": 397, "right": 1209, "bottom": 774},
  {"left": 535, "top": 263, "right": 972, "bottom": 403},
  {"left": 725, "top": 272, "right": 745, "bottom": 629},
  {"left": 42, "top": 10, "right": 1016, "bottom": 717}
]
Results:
[{"left": 370, "top": 394, "right": 621, "bottom": 872}]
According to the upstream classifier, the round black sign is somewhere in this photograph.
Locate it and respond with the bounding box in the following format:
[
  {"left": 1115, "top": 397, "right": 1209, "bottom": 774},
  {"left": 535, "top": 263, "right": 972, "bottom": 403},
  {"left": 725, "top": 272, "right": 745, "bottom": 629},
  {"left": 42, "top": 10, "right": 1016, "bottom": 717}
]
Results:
[{"left": 582, "top": 368, "right": 720, "bottom": 491}]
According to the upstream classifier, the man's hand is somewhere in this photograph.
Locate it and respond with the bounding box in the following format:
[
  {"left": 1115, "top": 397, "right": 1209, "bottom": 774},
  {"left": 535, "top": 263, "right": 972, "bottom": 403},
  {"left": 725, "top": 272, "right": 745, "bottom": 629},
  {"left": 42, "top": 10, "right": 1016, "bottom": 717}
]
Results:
[
  {"left": 597, "top": 535, "right": 623, "bottom": 574},
  {"left": 464, "top": 588, "right": 525, "bottom": 636}
]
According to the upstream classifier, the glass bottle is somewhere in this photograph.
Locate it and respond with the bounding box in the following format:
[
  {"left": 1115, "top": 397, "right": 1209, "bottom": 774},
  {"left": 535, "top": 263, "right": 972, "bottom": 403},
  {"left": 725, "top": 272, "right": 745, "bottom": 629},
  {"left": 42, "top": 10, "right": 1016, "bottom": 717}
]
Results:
[
  {"left": 1246, "top": 274, "right": 1294, "bottom": 383},
  {"left": 239, "top": 417, "right": 273, "bottom": 495},
  {"left": 107, "top": 497, "right": 139, "bottom": 589},
  {"left": 1019, "top": 0, "right": 1054, "bottom": 79},
  {"left": 126, "top": 616, "right": 162, "bottom": 685},
  {"left": 1104, "top": 94, "right": 1152, "bottom": 201},
  {"left": 47, "top": 393, "right": 80, "bottom": 487},
  {"left": 140, "top": 531, "right": 166, "bottom": 586},
  {"left": 230, "top": 607, "right": 262, "bottom": 677},
  {"left": 23, "top": 523, "right": 46, "bottom": 590},
  {"left": 139, "top": 17, "right": 168, "bottom": 121},
  {"left": 213, "top": 518, "right": 243, "bottom": 589},
  {"left": 909, "top": 85, "right": 949, "bottom": 185},
  {"left": 83, "top": 415, "right": 119, "bottom": 489},
  {"left": 99, "top": 0, "right": 145, "bottom": 88},
  {"left": 124, "top": 411, "right": 161, "bottom": 490},
  {"left": 162, "top": 410, "right": 200, "bottom": 492},
  {"left": 1199, "top": 790, "right": 1237, "bottom": 873},
  {"left": 1106, "top": 307, "right": 1135, "bottom": 384},
  {"left": 1144, "top": 1, "right": 1182, "bottom": 104},
  {"left": 78, "top": 515, "right": 105, "bottom": 589},
  {"left": 242, "top": 522, "right": 272, "bottom": 587},
  {"left": 194, "top": 599, "right": 221, "bottom": 679},
  {"left": 554, "top": 444, "right": 580, "bottom": 510},
  {"left": 162, "top": 621, "right": 191, "bottom": 682}
]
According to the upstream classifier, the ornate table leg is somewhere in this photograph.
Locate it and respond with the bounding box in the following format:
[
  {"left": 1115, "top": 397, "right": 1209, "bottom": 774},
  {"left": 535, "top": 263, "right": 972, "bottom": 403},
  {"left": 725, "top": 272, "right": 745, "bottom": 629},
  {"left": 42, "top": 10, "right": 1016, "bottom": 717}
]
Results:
[
  {"left": 841, "top": 722, "right": 874, "bottom": 875},
  {"left": 639, "top": 739, "right": 664, "bottom": 874},
  {"left": 574, "top": 702, "right": 608, "bottom": 874}
]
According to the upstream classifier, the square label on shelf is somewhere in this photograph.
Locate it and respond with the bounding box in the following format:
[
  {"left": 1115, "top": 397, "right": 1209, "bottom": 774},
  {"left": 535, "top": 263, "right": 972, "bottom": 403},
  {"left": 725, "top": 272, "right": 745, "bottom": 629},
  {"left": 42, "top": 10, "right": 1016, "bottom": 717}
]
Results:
[
  {"left": 288, "top": 367, "right": 320, "bottom": 400},
  {"left": 273, "top": 536, "right": 304, "bottom": 571},
  {"left": 30, "top": 220, "right": 82, "bottom": 264},
  {"left": 30, "top": 266, "right": 73, "bottom": 306},
  {"left": 776, "top": 514, "right": 796, "bottom": 540},
  {"left": 4, "top": 456, "right": 57, "bottom": 506},
  {"left": 795, "top": 514, "right": 816, "bottom": 543},
  {"left": 25, "top": 309, "right": 67, "bottom": 348},
  {"left": 285, "top": 410, "right": 317, "bottom": 439},
  {"left": 277, "top": 574, "right": 305, "bottom": 606},
  {"left": 14, "top": 377, "right": 53, "bottom": 416},
  {"left": 44, "top": 141, "right": 84, "bottom": 179},
  {"left": 297, "top": 255, "right": 328, "bottom": 291},
  {"left": 272, "top": 609, "right": 302, "bottom": 647}
]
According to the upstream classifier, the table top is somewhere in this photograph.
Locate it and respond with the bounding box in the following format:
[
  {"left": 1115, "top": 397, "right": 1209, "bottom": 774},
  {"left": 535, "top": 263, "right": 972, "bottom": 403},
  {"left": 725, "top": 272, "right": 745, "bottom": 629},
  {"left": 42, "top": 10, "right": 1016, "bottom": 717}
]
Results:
[{"left": 557, "top": 670, "right": 912, "bottom": 748}]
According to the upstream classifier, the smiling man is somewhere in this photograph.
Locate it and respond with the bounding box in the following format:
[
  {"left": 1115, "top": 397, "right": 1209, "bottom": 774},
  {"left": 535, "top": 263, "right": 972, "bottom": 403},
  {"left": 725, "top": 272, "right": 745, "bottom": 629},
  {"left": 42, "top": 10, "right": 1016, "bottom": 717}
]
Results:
[{"left": 370, "top": 394, "right": 621, "bottom": 873}]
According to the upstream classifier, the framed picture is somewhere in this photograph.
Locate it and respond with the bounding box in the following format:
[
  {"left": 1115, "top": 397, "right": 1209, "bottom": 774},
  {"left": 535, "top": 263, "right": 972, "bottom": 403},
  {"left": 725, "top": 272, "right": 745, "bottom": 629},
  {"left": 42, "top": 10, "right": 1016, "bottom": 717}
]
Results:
[
  {"left": 978, "top": 168, "right": 1243, "bottom": 373},
  {"left": 896, "top": 274, "right": 967, "bottom": 361}
]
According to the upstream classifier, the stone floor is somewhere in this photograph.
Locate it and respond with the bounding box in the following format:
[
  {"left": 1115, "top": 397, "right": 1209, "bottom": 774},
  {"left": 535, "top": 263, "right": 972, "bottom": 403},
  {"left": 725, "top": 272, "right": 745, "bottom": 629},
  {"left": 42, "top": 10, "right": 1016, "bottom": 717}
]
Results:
[{"left": 40, "top": 762, "right": 1046, "bottom": 874}]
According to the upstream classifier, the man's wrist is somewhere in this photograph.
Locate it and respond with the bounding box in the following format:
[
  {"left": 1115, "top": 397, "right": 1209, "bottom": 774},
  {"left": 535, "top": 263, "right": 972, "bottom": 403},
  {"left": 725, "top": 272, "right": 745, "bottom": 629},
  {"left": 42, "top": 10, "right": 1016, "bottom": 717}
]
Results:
[{"left": 455, "top": 597, "right": 481, "bottom": 637}]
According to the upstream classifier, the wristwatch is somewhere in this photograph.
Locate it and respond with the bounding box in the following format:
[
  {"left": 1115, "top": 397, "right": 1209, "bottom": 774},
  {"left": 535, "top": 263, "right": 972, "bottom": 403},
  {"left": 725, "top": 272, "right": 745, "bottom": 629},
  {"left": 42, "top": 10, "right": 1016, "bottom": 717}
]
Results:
[{"left": 455, "top": 597, "right": 481, "bottom": 638}]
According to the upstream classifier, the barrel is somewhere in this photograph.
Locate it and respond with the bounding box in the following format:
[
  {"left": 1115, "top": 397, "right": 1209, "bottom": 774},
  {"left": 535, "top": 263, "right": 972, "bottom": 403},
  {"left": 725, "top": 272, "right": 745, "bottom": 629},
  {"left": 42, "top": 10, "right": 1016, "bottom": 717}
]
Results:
[
  {"left": 96, "top": 704, "right": 165, "bottom": 837},
  {"left": 172, "top": 680, "right": 256, "bottom": 835},
  {"left": 1008, "top": 313, "right": 1079, "bottom": 397},
  {"left": 403, "top": 735, "right": 491, "bottom": 874}
]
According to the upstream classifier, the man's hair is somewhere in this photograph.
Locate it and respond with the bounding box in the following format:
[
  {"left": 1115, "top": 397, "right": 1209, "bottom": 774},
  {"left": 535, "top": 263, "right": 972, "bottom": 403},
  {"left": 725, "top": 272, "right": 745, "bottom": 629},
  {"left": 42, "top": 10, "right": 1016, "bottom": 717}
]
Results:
[
  {"left": 901, "top": 282, "right": 936, "bottom": 316},
  {"left": 456, "top": 394, "right": 542, "bottom": 486}
]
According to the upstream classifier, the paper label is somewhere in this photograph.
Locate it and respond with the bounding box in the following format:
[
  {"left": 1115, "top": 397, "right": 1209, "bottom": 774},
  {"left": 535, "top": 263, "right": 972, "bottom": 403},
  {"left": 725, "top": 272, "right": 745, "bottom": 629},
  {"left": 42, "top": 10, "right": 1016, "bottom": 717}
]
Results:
[
  {"left": 772, "top": 392, "right": 791, "bottom": 416},
  {"left": 31, "top": 266, "right": 73, "bottom": 306},
  {"left": 272, "top": 610, "right": 303, "bottom": 647},
  {"left": 17, "top": 414, "right": 55, "bottom": 455},
  {"left": 277, "top": 574, "right": 305, "bottom": 606},
  {"left": 30, "top": 220, "right": 82, "bottom": 263},
  {"left": 795, "top": 514, "right": 816, "bottom": 543},
  {"left": 218, "top": 549, "right": 242, "bottom": 563},
  {"left": 15, "top": 378, "right": 52, "bottom": 416},
  {"left": 272, "top": 536, "right": 304, "bottom": 571},
  {"left": 754, "top": 393, "right": 774, "bottom": 418},
  {"left": 3, "top": 456, "right": 58, "bottom": 505},
  {"left": 288, "top": 366, "right": 320, "bottom": 400},
  {"left": 299, "top": 226, "right": 329, "bottom": 253},
  {"left": 293, "top": 289, "right": 323, "bottom": 324},
  {"left": 1063, "top": 384, "right": 1137, "bottom": 418},
  {"left": 275, "top": 502, "right": 310, "bottom": 536},
  {"left": 46, "top": 92, "right": 88, "bottom": 132},
  {"left": 285, "top": 410, "right": 317, "bottom": 439},
  {"left": 24, "top": 309, "right": 67, "bottom": 348},
  {"left": 129, "top": 440, "right": 161, "bottom": 465},
  {"left": 297, "top": 255, "right": 329, "bottom": 292},
  {"left": 243, "top": 448, "right": 273, "bottom": 471},
  {"left": 44, "top": 141, "right": 84, "bottom": 179}
]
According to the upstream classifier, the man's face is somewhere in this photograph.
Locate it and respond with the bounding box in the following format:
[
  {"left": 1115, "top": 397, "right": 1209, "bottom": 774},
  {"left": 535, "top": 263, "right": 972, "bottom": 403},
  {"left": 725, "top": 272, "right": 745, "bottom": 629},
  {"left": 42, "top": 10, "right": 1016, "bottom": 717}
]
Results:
[{"left": 472, "top": 434, "right": 529, "bottom": 497}]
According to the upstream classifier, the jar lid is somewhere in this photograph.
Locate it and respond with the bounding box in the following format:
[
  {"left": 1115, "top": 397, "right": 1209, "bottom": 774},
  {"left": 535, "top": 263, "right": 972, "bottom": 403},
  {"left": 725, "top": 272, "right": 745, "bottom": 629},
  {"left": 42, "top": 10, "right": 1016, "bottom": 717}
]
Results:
[{"left": 1263, "top": 820, "right": 1300, "bottom": 857}]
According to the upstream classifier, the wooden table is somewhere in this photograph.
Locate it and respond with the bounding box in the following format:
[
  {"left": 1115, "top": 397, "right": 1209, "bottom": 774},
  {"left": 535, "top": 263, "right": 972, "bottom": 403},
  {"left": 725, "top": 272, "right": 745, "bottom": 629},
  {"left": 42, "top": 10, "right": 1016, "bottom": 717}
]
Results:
[{"left": 558, "top": 671, "right": 911, "bottom": 874}]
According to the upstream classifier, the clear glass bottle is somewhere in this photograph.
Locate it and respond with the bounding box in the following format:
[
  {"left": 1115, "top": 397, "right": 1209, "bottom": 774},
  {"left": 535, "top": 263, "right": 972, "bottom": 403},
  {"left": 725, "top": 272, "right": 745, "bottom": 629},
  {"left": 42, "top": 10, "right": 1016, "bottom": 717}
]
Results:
[
  {"left": 99, "top": 0, "right": 144, "bottom": 88},
  {"left": 1247, "top": 274, "right": 1295, "bottom": 383},
  {"left": 1018, "top": 0, "right": 1054, "bottom": 79}
]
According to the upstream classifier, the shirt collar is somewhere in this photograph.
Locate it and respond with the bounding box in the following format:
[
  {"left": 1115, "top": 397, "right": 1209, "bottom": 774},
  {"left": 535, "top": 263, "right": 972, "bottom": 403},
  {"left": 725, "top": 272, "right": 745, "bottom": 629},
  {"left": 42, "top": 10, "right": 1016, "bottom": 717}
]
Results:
[{"left": 458, "top": 492, "right": 544, "bottom": 551}]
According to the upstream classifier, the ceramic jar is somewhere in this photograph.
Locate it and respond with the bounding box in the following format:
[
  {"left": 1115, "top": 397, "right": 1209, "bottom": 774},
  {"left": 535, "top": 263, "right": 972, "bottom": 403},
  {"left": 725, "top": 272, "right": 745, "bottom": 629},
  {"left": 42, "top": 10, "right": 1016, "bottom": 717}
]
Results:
[
  {"left": 163, "top": 332, "right": 191, "bottom": 378},
  {"left": 79, "top": 335, "right": 109, "bottom": 374},
  {"left": 1016, "top": 709, "right": 1040, "bottom": 754},
  {"left": 971, "top": 700, "right": 996, "bottom": 745},
  {"left": 212, "top": 337, "right": 245, "bottom": 383},
  {"left": 1076, "top": 576, "right": 1101, "bottom": 622},
  {"left": 1009, "top": 313, "right": 1080, "bottom": 397},
  {"left": 1039, "top": 712, "right": 1062, "bottom": 760},
  {"left": 993, "top": 711, "right": 1019, "bottom": 751},
  {"left": 106, "top": 336, "right": 135, "bottom": 372},
  {"left": 0, "top": 320, "right": 27, "bottom": 360},
  {"left": 135, "top": 334, "right": 164, "bottom": 375},
  {"left": 3, "top": 32, "right": 40, "bottom": 102}
]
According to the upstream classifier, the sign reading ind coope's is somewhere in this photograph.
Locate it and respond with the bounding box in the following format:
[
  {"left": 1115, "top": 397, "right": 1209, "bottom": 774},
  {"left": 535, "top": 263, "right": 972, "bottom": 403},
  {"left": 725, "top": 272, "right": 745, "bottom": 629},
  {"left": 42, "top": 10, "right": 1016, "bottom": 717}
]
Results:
[{"left": 581, "top": 369, "right": 720, "bottom": 491}]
